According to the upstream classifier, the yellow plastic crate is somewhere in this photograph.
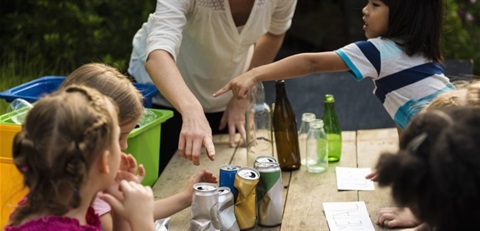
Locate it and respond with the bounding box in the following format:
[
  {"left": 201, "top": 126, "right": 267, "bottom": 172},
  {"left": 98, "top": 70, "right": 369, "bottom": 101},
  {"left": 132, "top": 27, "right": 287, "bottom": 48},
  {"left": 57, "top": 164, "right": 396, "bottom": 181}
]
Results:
[
  {"left": 0, "top": 157, "right": 27, "bottom": 228},
  {"left": 0, "top": 124, "right": 20, "bottom": 159},
  {"left": 0, "top": 115, "right": 25, "bottom": 228}
]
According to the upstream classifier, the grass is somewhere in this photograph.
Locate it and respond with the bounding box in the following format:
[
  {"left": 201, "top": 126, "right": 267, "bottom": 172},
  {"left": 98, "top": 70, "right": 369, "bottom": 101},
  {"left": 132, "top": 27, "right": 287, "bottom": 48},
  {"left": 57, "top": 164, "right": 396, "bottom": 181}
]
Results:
[{"left": 0, "top": 57, "right": 68, "bottom": 115}]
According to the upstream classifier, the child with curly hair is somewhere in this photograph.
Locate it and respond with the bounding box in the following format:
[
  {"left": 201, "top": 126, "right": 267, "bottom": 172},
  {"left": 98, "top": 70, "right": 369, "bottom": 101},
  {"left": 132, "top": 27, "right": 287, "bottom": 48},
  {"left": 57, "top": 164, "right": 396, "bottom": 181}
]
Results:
[{"left": 375, "top": 106, "right": 480, "bottom": 231}]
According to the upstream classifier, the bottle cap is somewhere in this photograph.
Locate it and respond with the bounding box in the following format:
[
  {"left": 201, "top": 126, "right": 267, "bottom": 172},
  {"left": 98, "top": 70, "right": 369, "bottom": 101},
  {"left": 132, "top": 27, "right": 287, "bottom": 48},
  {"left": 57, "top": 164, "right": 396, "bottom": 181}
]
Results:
[
  {"left": 302, "top": 112, "right": 316, "bottom": 122},
  {"left": 324, "top": 94, "right": 335, "bottom": 103},
  {"left": 311, "top": 119, "right": 324, "bottom": 128}
]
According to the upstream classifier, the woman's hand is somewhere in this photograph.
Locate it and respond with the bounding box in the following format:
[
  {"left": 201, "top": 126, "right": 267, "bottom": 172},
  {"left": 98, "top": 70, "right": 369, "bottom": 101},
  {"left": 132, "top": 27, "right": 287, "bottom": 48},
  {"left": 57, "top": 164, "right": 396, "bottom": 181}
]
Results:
[
  {"left": 219, "top": 96, "right": 249, "bottom": 147},
  {"left": 178, "top": 111, "right": 216, "bottom": 165}
]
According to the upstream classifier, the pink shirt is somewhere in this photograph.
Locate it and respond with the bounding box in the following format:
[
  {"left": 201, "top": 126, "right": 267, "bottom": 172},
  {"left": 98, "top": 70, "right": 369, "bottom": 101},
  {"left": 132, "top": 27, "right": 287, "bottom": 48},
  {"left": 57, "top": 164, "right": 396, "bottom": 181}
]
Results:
[
  {"left": 92, "top": 192, "right": 111, "bottom": 216},
  {"left": 4, "top": 206, "right": 101, "bottom": 231}
]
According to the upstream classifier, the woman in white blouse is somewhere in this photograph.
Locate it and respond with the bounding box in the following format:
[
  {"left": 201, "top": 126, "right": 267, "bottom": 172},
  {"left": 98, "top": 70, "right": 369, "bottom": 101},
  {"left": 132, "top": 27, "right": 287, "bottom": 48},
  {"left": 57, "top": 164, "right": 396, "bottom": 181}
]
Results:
[{"left": 128, "top": 0, "right": 297, "bottom": 171}]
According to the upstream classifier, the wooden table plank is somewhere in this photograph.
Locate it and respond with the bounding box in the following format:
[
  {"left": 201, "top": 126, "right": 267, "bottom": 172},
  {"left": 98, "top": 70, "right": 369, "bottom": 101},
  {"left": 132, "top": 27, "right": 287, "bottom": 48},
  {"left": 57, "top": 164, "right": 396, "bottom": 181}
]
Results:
[
  {"left": 357, "top": 128, "right": 399, "bottom": 231},
  {"left": 280, "top": 131, "right": 357, "bottom": 231},
  {"left": 153, "top": 129, "right": 402, "bottom": 231}
]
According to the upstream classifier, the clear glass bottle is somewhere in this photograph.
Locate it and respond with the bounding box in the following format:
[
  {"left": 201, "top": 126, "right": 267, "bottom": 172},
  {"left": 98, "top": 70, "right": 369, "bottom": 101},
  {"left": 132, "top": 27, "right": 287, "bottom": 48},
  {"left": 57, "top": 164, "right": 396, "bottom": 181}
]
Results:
[
  {"left": 272, "top": 80, "right": 301, "bottom": 171},
  {"left": 321, "top": 94, "right": 342, "bottom": 162},
  {"left": 306, "top": 119, "right": 328, "bottom": 173},
  {"left": 298, "top": 112, "right": 316, "bottom": 165},
  {"left": 246, "top": 81, "right": 273, "bottom": 167}
]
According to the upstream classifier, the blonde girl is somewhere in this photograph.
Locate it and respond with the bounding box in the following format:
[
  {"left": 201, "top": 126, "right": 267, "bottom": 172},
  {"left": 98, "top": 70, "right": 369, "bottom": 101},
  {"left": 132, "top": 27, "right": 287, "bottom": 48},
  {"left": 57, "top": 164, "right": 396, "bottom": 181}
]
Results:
[
  {"left": 6, "top": 85, "right": 154, "bottom": 230},
  {"left": 61, "top": 63, "right": 217, "bottom": 231}
]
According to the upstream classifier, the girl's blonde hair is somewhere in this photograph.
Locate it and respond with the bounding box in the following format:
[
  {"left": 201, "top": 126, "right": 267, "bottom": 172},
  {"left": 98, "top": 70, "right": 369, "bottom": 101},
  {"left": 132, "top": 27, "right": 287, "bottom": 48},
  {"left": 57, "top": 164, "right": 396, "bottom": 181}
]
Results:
[
  {"left": 426, "top": 80, "right": 480, "bottom": 111},
  {"left": 60, "top": 63, "right": 143, "bottom": 126},
  {"left": 10, "top": 85, "right": 118, "bottom": 225}
]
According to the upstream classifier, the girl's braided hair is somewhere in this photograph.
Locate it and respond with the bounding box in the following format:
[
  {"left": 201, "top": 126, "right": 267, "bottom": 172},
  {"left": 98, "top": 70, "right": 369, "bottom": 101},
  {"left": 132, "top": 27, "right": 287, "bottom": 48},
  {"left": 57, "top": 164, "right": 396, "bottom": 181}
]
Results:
[{"left": 9, "top": 85, "right": 118, "bottom": 226}]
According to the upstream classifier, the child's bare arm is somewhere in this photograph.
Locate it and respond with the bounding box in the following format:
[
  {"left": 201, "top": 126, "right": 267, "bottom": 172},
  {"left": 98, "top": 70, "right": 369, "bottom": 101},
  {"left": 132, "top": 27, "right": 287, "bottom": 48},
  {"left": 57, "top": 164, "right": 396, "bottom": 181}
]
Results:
[
  {"left": 153, "top": 169, "right": 217, "bottom": 219},
  {"left": 213, "top": 51, "right": 348, "bottom": 99}
]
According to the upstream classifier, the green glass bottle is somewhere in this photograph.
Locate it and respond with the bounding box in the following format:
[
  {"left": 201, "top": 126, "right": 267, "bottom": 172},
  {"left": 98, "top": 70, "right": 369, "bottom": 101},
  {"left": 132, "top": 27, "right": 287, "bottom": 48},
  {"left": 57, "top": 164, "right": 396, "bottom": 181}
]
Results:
[
  {"left": 321, "top": 94, "right": 342, "bottom": 162},
  {"left": 272, "top": 80, "right": 301, "bottom": 171}
]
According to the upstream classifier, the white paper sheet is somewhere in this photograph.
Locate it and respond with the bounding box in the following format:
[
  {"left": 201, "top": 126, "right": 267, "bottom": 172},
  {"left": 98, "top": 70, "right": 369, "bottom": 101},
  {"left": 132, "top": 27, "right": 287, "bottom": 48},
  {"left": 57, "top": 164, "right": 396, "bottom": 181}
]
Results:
[
  {"left": 336, "top": 167, "right": 375, "bottom": 191},
  {"left": 323, "top": 201, "right": 375, "bottom": 231}
]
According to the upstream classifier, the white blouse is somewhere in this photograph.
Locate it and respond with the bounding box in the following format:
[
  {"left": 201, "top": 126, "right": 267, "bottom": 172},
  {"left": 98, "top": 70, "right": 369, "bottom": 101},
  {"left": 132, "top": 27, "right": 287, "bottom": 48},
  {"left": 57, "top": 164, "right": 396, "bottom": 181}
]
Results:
[{"left": 128, "top": 0, "right": 297, "bottom": 111}]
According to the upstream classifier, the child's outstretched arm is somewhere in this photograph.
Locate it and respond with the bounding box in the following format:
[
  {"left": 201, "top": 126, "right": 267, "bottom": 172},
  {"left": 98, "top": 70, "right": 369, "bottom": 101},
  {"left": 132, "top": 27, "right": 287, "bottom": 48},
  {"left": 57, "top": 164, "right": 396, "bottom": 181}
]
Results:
[
  {"left": 153, "top": 169, "right": 217, "bottom": 219},
  {"left": 213, "top": 51, "right": 348, "bottom": 99}
]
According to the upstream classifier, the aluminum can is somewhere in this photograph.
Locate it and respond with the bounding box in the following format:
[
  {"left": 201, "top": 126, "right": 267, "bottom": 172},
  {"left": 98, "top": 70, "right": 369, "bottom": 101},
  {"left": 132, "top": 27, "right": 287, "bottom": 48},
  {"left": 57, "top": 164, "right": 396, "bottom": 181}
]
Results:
[
  {"left": 254, "top": 156, "right": 277, "bottom": 168},
  {"left": 234, "top": 167, "right": 260, "bottom": 230},
  {"left": 219, "top": 165, "right": 241, "bottom": 200},
  {"left": 255, "top": 162, "right": 283, "bottom": 227},
  {"left": 217, "top": 187, "right": 240, "bottom": 231},
  {"left": 191, "top": 183, "right": 221, "bottom": 231}
]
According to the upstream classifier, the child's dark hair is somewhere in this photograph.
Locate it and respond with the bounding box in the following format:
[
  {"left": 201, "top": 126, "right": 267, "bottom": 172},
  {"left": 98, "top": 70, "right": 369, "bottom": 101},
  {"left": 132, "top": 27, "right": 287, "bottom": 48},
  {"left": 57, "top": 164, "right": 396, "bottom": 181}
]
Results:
[
  {"left": 376, "top": 107, "right": 480, "bottom": 231},
  {"left": 9, "top": 85, "right": 118, "bottom": 225},
  {"left": 382, "top": 0, "right": 444, "bottom": 62}
]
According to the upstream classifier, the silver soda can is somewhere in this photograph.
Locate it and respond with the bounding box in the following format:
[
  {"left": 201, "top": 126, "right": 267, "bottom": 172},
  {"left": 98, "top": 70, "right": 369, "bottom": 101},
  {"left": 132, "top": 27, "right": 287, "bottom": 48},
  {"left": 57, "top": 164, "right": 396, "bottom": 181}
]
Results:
[
  {"left": 234, "top": 167, "right": 260, "bottom": 230},
  {"left": 217, "top": 187, "right": 240, "bottom": 231},
  {"left": 254, "top": 156, "right": 277, "bottom": 168},
  {"left": 255, "top": 162, "right": 283, "bottom": 227},
  {"left": 191, "top": 183, "right": 221, "bottom": 231}
]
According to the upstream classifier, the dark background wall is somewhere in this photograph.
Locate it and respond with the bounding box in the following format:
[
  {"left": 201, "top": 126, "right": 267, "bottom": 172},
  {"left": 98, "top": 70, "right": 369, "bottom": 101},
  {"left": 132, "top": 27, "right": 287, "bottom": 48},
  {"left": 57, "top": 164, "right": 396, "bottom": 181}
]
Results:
[{"left": 263, "top": 73, "right": 396, "bottom": 131}]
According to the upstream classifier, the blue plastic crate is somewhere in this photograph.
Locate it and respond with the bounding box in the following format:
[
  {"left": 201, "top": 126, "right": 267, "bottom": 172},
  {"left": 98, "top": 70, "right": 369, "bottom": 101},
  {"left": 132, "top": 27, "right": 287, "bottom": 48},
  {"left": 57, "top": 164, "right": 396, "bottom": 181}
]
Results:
[{"left": 0, "top": 76, "right": 159, "bottom": 108}]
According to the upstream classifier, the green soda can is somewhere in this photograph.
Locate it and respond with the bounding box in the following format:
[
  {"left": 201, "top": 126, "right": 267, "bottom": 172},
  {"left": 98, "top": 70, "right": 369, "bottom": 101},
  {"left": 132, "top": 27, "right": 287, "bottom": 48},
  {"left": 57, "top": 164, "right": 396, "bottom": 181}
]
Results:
[
  {"left": 255, "top": 162, "right": 283, "bottom": 227},
  {"left": 254, "top": 156, "right": 277, "bottom": 168}
]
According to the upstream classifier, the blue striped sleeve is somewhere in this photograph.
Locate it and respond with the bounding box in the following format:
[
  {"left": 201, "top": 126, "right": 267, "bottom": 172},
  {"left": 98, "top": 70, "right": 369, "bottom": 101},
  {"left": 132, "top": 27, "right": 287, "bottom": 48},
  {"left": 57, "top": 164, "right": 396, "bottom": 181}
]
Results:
[
  {"left": 355, "top": 41, "right": 381, "bottom": 76},
  {"left": 335, "top": 50, "right": 363, "bottom": 80}
]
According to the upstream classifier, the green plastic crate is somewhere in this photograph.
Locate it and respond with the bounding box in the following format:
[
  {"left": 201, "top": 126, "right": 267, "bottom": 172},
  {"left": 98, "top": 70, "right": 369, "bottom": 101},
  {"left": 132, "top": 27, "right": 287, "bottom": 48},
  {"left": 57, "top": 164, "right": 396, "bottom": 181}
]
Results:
[
  {"left": 0, "top": 106, "right": 29, "bottom": 158},
  {"left": 126, "top": 109, "right": 173, "bottom": 186}
]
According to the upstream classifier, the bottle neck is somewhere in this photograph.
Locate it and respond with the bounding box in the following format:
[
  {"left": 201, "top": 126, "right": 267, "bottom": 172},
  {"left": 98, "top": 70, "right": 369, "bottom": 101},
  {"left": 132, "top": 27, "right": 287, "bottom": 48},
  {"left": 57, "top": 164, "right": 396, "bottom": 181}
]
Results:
[
  {"left": 324, "top": 102, "right": 335, "bottom": 111},
  {"left": 254, "top": 82, "right": 266, "bottom": 104},
  {"left": 275, "top": 81, "right": 287, "bottom": 99}
]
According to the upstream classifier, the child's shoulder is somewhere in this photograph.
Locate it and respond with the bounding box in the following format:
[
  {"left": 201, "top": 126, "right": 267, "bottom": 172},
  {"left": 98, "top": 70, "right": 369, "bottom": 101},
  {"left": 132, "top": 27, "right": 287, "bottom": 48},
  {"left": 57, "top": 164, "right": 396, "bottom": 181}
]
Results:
[
  {"left": 365, "top": 37, "right": 401, "bottom": 47},
  {"left": 342, "top": 37, "right": 399, "bottom": 50}
]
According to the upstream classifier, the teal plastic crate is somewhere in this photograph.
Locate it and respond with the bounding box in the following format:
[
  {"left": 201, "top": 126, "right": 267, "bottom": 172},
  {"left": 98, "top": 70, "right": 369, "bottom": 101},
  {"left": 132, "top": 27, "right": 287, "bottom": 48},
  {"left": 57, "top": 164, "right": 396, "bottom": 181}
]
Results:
[{"left": 126, "top": 109, "right": 173, "bottom": 186}]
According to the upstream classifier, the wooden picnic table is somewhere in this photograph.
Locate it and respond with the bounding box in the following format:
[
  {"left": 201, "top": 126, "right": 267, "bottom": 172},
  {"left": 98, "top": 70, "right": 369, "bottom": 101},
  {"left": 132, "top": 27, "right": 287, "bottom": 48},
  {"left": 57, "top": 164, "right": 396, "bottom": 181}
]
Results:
[{"left": 152, "top": 127, "right": 400, "bottom": 231}]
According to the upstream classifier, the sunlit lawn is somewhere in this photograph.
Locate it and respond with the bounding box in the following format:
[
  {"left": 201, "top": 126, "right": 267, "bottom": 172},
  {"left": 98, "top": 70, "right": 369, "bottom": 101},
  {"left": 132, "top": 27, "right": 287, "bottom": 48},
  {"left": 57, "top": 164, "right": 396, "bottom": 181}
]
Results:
[{"left": 0, "top": 59, "right": 66, "bottom": 115}]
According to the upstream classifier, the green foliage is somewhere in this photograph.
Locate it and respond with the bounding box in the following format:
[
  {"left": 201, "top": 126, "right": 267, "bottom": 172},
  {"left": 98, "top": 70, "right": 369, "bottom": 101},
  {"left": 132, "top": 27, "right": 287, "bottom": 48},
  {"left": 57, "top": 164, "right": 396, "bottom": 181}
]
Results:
[
  {"left": 444, "top": 0, "right": 480, "bottom": 74},
  {"left": 0, "top": 0, "right": 477, "bottom": 90},
  {"left": 0, "top": 0, "right": 154, "bottom": 113},
  {"left": 0, "top": 0, "right": 155, "bottom": 74}
]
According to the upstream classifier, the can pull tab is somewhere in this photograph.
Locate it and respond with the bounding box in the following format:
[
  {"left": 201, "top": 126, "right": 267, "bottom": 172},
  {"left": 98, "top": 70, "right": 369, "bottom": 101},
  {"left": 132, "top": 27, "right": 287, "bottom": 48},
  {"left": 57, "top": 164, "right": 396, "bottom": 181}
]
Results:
[{"left": 210, "top": 202, "right": 222, "bottom": 230}]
